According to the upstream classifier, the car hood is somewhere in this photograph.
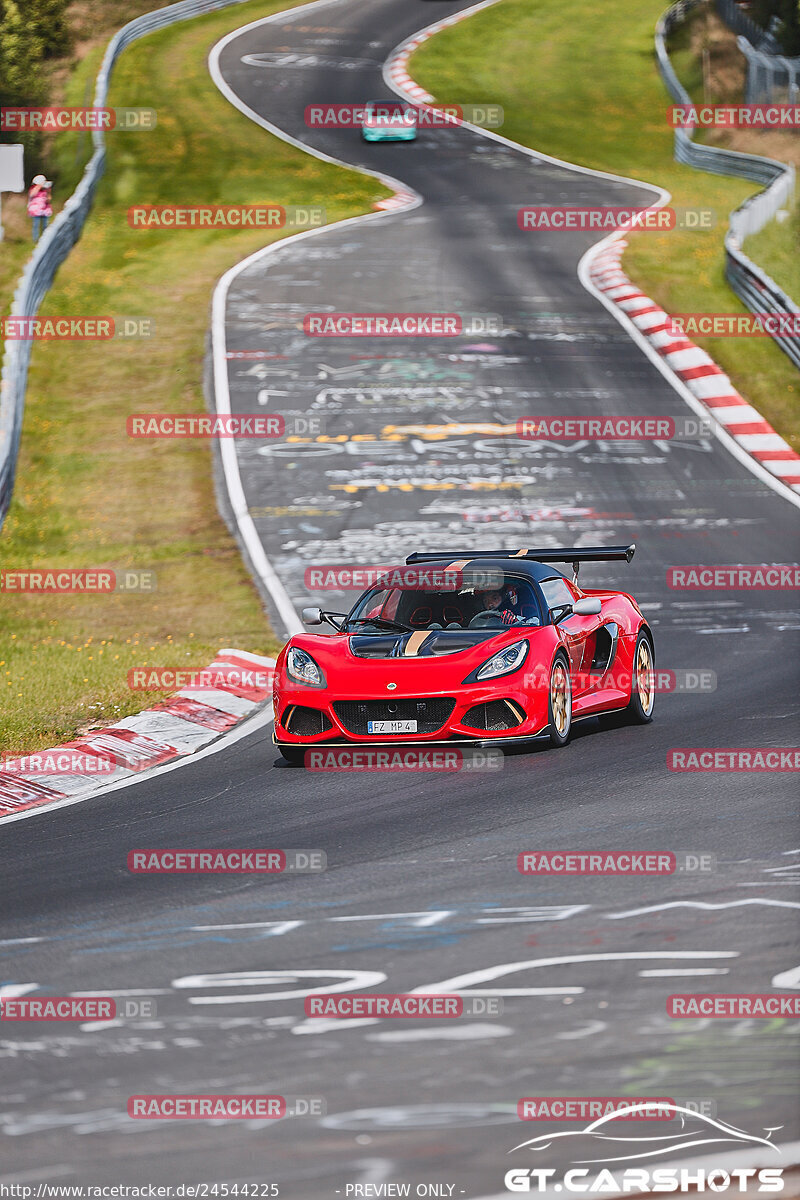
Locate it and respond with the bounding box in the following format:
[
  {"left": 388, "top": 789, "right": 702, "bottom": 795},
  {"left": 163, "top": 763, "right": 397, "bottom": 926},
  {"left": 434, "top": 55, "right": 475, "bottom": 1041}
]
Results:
[{"left": 279, "top": 628, "right": 550, "bottom": 696}]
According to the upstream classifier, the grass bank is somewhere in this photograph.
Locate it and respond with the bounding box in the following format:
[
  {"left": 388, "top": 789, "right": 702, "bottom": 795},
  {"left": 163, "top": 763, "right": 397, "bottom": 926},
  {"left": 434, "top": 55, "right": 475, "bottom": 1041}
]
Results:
[{"left": 0, "top": 0, "right": 390, "bottom": 754}]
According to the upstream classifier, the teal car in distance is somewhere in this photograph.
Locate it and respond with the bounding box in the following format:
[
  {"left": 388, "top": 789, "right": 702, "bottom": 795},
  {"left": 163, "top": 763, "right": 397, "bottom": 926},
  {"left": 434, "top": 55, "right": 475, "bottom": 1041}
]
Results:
[{"left": 361, "top": 100, "right": 418, "bottom": 142}]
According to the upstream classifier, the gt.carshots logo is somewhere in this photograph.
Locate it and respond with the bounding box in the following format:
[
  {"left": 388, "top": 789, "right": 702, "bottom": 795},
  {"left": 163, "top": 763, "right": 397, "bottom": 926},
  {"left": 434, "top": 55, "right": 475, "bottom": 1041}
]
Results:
[{"left": 504, "top": 1104, "right": 785, "bottom": 1192}]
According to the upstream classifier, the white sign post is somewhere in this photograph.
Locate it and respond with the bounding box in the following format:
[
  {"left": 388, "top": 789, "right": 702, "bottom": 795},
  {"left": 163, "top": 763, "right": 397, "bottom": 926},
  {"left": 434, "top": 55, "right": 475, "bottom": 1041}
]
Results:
[{"left": 0, "top": 145, "right": 25, "bottom": 242}]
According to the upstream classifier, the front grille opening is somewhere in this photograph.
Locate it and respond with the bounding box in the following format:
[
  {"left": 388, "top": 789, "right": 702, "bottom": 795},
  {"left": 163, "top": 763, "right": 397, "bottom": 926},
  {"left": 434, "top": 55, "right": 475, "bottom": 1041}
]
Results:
[
  {"left": 284, "top": 705, "right": 332, "bottom": 736},
  {"left": 462, "top": 699, "right": 524, "bottom": 731},
  {"left": 332, "top": 698, "right": 456, "bottom": 736}
]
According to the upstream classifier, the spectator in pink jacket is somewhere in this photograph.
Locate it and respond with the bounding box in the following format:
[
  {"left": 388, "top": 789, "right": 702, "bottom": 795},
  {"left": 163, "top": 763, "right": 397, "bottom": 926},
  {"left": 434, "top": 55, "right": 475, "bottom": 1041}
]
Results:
[{"left": 28, "top": 175, "right": 53, "bottom": 243}]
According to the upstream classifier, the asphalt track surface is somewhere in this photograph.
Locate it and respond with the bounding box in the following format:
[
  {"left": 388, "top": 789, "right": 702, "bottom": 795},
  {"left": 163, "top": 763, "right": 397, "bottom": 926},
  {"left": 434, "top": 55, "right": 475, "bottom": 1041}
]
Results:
[{"left": 2, "top": 0, "right": 799, "bottom": 1192}]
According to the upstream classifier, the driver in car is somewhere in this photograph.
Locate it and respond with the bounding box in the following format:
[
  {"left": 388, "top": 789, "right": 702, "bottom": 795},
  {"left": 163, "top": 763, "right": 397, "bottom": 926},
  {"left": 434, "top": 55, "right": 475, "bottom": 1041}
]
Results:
[{"left": 481, "top": 586, "right": 521, "bottom": 625}]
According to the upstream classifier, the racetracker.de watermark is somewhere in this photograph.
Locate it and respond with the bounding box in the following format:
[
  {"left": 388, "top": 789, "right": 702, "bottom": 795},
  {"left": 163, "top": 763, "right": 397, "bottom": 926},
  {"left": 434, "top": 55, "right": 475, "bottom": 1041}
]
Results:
[
  {"left": 667, "top": 565, "right": 799, "bottom": 590},
  {"left": 128, "top": 205, "right": 324, "bottom": 229},
  {"left": 0, "top": 568, "right": 155, "bottom": 593},
  {"left": 0, "top": 751, "right": 115, "bottom": 776},
  {"left": 304, "top": 748, "right": 504, "bottom": 772},
  {"left": 517, "top": 206, "right": 715, "bottom": 231},
  {"left": 127, "top": 1095, "right": 324, "bottom": 1119},
  {"left": 522, "top": 669, "right": 716, "bottom": 694},
  {"left": 304, "top": 102, "right": 504, "bottom": 128},
  {"left": 668, "top": 749, "right": 800, "bottom": 772},
  {"left": 668, "top": 103, "right": 800, "bottom": 128},
  {"left": 518, "top": 1098, "right": 676, "bottom": 1121},
  {"left": 668, "top": 994, "right": 800, "bottom": 1017},
  {"left": 127, "top": 849, "right": 326, "bottom": 873},
  {"left": 0, "top": 317, "right": 154, "bottom": 340},
  {"left": 517, "top": 416, "right": 710, "bottom": 440},
  {"left": 0, "top": 997, "right": 116, "bottom": 1020},
  {"left": 668, "top": 313, "right": 800, "bottom": 338},
  {"left": 128, "top": 666, "right": 273, "bottom": 691},
  {"left": 126, "top": 415, "right": 314, "bottom": 438},
  {"left": 517, "top": 852, "right": 713, "bottom": 874},
  {"left": 302, "top": 565, "right": 503, "bottom": 590},
  {"left": 303, "top": 313, "right": 503, "bottom": 336},
  {"left": 304, "top": 993, "right": 503, "bottom": 1017},
  {"left": 0, "top": 106, "right": 156, "bottom": 131}
]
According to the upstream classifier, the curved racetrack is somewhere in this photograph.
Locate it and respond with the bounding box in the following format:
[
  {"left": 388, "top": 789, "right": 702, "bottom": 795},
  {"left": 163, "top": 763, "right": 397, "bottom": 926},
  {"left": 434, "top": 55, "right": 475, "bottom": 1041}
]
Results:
[{"left": 1, "top": 0, "right": 799, "bottom": 1191}]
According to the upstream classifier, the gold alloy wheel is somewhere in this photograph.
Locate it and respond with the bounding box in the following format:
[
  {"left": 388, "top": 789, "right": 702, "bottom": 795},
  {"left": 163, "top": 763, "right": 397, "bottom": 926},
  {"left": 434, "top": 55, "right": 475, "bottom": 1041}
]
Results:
[
  {"left": 551, "top": 660, "right": 570, "bottom": 736},
  {"left": 636, "top": 638, "right": 654, "bottom": 715}
]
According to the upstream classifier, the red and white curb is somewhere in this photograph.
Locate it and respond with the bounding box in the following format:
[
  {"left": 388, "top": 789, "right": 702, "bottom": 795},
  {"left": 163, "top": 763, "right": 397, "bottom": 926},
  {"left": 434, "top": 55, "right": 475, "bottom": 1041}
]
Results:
[
  {"left": 591, "top": 238, "right": 800, "bottom": 492},
  {"left": 0, "top": 649, "right": 275, "bottom": 822},
  {"left": 375, "top": 189, "right": 418, "bottom": 211},
  {"left": 384, "top": 2, "right": 497, "bottom": 105}
]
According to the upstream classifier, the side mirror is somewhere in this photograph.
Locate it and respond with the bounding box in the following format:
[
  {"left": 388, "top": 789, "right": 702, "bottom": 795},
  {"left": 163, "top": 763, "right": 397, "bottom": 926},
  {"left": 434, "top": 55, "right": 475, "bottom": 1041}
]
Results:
[
  {"left": 572, "top": 597, "right": 602, "bottom": 616},
  {"left": 302, "top": 606, "right": 323, "bottom": 625}
]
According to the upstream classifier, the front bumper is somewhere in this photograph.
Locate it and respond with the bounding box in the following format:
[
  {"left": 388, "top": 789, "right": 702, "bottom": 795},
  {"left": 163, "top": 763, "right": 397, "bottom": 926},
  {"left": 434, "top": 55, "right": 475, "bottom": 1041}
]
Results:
[{"left": 273, "top": 681, "right": 551, "bottom": 747}]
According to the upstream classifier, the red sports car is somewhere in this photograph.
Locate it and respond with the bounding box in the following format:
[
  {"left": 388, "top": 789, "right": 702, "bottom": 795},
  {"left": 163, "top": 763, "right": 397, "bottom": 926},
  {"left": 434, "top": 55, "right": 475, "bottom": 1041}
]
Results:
[{"left": 272, "top": 545, "right": 655, "bottom": 764}]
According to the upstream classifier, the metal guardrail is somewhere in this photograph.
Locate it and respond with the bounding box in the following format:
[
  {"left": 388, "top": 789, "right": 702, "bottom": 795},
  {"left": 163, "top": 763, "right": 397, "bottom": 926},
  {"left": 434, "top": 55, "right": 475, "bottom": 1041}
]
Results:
[
  {"left": 0, "top": 0, "right": 252, "bottom": 529},
  {"left": 656, "top": 0, "right": 799, "bottom": 370},
  {"left": 736, "top": 36, "right": 800, "bottom": 104},
  {"left": 715, "top": 1, "right": 800, "bottom": 106},
  {"left": 715, "top": 0, "right": 772, "bottom": 49}
]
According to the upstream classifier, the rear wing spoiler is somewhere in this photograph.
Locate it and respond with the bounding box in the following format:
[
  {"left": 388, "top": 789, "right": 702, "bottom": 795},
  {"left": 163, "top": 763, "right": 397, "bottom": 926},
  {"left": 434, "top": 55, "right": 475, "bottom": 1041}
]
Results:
[{"left": 406, "top": 544, "right": 635, "bottom": 585}]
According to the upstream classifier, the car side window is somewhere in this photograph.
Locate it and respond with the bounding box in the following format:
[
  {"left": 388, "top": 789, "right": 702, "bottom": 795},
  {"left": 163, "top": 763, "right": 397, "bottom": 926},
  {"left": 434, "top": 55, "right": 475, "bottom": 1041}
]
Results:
[{"left": 540, "top": 577, "right": 574, "bottom": 621}]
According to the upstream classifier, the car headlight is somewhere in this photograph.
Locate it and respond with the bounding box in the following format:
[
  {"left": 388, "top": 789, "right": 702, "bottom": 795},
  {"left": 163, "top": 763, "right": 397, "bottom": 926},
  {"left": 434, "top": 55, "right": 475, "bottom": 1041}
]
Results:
[
  {"left": 286, "top": 646, "right": 326, "bottom": 688},
  {"left": 474, "top": 639, "right": 529, "bottom": 682}
]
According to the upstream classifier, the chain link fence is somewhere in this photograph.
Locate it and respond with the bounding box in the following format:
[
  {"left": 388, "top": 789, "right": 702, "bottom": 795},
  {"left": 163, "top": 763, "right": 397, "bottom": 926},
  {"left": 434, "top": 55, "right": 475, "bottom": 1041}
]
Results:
[
  {"left": 656, "top": 0, "right": 799, "bottom": 369},
  {"left": 0, "top": 0, "right": 252, "bottom": 529}
]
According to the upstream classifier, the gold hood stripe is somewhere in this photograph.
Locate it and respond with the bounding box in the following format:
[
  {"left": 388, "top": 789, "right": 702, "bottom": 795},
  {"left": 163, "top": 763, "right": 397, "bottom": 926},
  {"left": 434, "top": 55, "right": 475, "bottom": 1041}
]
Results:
[{"left": 404, "top": 630, "right": 433, "bottom": 657}]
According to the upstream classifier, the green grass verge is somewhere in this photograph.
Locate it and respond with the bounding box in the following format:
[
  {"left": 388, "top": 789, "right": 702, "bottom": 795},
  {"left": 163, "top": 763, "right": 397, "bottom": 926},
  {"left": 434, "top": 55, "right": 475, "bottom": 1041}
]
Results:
[
  {"left": 745, "top": 201, "right": 800, "bottom": 309},
  {"left": 666, "top": 4, "right": 800, "bottom": 319},
  {"left": 410, "top": 0, "right": 799, "bottom": 448},
  {"left": 0, "top": 0, "right": 391, "bottom": 755}
]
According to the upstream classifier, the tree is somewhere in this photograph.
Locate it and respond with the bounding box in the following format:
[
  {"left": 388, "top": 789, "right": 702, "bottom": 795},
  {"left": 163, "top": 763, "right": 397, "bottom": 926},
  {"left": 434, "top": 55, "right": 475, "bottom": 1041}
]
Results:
[
  {"left": 24, "top": 0, "right": 71, "bottom": 58},
  {"left": 0, "top": 0, "right": 47, "bottom": 153},
  {"left": 776, "top": 0, "right": 800, "bottom": 55}
]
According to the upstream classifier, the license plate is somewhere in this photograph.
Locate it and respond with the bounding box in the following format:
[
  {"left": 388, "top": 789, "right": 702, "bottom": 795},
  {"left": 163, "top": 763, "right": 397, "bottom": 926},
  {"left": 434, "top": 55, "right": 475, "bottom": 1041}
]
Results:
[{"left": 367, "top": 719, "right": 417, "bottom": 734}]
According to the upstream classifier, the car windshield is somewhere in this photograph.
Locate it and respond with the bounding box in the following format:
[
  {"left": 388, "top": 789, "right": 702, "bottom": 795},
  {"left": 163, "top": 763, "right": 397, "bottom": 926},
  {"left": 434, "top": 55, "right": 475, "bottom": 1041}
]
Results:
[
  {"left": 344, "top": 569, "right": 542, "bottom": 633},
  {"left": 365, "top": 101, "right": 416, "bottom": 126}
]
